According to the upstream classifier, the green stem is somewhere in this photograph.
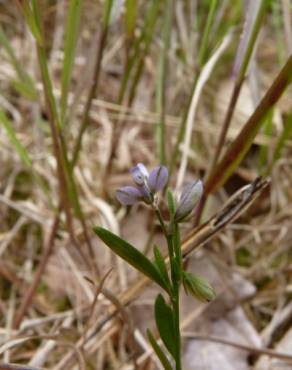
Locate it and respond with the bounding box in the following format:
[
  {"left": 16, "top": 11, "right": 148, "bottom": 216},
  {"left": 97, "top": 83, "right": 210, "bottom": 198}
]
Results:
[
  {"left": 154, "top": 206, "right": 175, "bottom": 277},
  {"left": 165, "top": 232, "right": 182, "bottom": 369},
  {"left": 171, "top": 221, "right": 182, "bottom": 370},
  {"left": 154, "top": 204, "right": 182, "bottom": 368},
  {"left": 172, "top": 285, "right": 182, "bottom": 370}
]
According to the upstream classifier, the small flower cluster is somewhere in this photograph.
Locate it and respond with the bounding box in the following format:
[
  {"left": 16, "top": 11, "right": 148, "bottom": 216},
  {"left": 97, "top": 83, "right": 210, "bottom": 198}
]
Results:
[
  {"left": 116, "top": 163, "right": 168, "bottom": 205},
  {"left": 116, "top": 163, "right": 203, "bottom": 222}
]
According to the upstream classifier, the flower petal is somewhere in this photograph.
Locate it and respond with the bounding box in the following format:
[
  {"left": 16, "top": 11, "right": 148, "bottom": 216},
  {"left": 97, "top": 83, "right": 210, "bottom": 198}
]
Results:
[
  {"left": 130, "top": 163, "right": 149, "bottom": 185},
  {"left": 174, "top": 180, "right": 203, "bottom": 222},
  {"left": 148, "top": 166, "right": 168, "bottom": 193},
  {"left": 137, "top": 184, "right": 153, "bottom": 204},
  {"left": 116, "top": 186, "right": 142, "bottom": 205}
]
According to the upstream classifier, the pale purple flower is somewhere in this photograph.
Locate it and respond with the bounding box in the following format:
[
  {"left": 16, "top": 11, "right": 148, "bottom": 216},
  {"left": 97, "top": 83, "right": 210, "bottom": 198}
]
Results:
[
  {"left": 116, "top": 163, "right": 168, "bottom": 206},
  {"left": 116, "top": 186, "right": 142, "bottom": 205},
  {"left": 131, "top": 163, "right": 149, "bottom": 185},
  {"left": 174, "top": 180, "right": 203, "bottom": 222},
  {"left": 148, "top": 166, "right": 168, "bottom": 193}
]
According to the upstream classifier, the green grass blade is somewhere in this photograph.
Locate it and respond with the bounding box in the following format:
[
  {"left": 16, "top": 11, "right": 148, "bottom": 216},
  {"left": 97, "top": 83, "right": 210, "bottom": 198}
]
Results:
[
  {"left": 257, "top": 109, "right": 273, "bottom": 172},
  {"left": 197, "top": 0, "right": 218, "bottom": 67},
  {"left": 127, "top": 0, "right": 162, "bottom": 105},
  {"left": 0, "top": 26, "right": 37, "bottom": 100},
  {"left": 29, "top": 0, "right": 84, "bottom": 219},
  {"left": 103, "top": 0, "right": 114, "bottom": 26},
  {"left": 22, "top": 0, "right": 43, "bottom": 45},
  {"left": 118, "top": 0, "right": 162, "bottom": 104},
  {"left": 234, "top": 0, "right": 267, "bottom": 82},
  {"left": 125, "top": 0, "right": 137, "bottom": 39},
  {"left": 60, "top": 0, "right": 82, "bottom": 123},
  {"left": 0, "top": 110, "right": 32, "bottom": 166},
  {"left": 267, "top": 113, "right": 292, "bottom": 174}
]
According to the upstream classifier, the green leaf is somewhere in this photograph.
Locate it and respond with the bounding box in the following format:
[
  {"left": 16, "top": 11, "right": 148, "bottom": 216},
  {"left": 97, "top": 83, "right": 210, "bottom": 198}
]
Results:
[
  {"left": 93, "top": 227, "right": 168, "bottom": 292},
  {"left": 0, "top": 110, "right": 32, "bottom": 166},
  {"left": 153, "top": 246, "right": 171, "bottom": 290},
  {"left": 147, "top": 329, "right": 173, "bottom": 370},
  {"left": 167, "top": 189, "right": 176, "bottom": 219},
  {"left": 154, "top": 294, "right": 176, "bottom": 358}
]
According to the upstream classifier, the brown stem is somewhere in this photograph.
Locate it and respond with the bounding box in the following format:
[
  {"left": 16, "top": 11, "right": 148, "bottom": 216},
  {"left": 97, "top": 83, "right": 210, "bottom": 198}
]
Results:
[
  {"left": 13, "top": 214, "right": 60, "bottom": 329},
  {"left": 71, "top": 24, "right": 109, "bottom": 167},
  {"left": 195, "top": 55, "right": 292, "bottom": 225}
]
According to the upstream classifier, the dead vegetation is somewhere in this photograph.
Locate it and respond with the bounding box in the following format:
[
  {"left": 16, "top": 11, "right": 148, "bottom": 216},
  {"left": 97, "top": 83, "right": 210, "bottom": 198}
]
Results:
[{"left": 0, "top": 1, "right": 291, "bottom": 369}]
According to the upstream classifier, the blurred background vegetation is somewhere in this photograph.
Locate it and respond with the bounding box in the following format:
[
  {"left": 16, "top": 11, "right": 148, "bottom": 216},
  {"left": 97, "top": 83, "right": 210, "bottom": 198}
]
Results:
[{"left": 0, "top": 0, "right": 291, "bottom": 369}]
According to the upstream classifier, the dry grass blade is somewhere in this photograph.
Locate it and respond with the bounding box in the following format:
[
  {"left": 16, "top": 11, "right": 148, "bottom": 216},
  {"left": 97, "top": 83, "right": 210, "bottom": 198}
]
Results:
[
  {"left": 0, "top": 364, "right": 44, "bottom": 370},
  {"left": 182, "top": 333, "right": 292, "bottom": 364},
  {"left": 176, "top": 32, "right": 232, "bottom": 190}
]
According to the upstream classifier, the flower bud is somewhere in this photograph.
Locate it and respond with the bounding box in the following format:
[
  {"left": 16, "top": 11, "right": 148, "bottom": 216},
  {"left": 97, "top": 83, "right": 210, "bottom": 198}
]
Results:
[
  {"left": 174, "top": 180, "right": 203, "bottom": 222},
  {"left": 130, "top": 163, "right": 149, "bottom": 185},
  {"left": 148, "top": 166, "right": 168, "bottom": 193},
  {"left": 182, "top": 272, "right": 216, "bottom": 302}
]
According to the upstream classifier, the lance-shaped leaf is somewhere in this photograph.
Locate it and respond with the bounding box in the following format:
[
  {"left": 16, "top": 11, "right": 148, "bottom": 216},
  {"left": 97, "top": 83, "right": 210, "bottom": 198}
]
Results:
[
  {"left": 93, "top": 227, "right": 169, "bottom": 292},
  {"left": 147, "top": 329, "right": 173, "bottom": 370},
  {"left": 154, "top": 294, "right": 176, "bottom": 358},
  {"left": 153, "top": 246, "right": 171, "bottom": 290}
]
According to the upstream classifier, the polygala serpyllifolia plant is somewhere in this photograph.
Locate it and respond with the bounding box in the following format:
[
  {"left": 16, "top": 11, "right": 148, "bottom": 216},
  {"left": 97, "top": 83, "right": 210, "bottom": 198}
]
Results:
[{"left": 94, "top": 163, "right": 215, "bottom": 370}]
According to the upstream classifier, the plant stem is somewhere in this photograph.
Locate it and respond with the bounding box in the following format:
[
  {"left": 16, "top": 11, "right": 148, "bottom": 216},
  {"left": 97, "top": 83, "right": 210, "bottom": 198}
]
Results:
[
  {"left": 171, "top": 222, "right": 182, "bottom": 370},
  {"left": 154, "top": 204, "right": 183, "bottom": 369},
  {"left": 172, "top": 285, "right": 182, "bottom": 370}
]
